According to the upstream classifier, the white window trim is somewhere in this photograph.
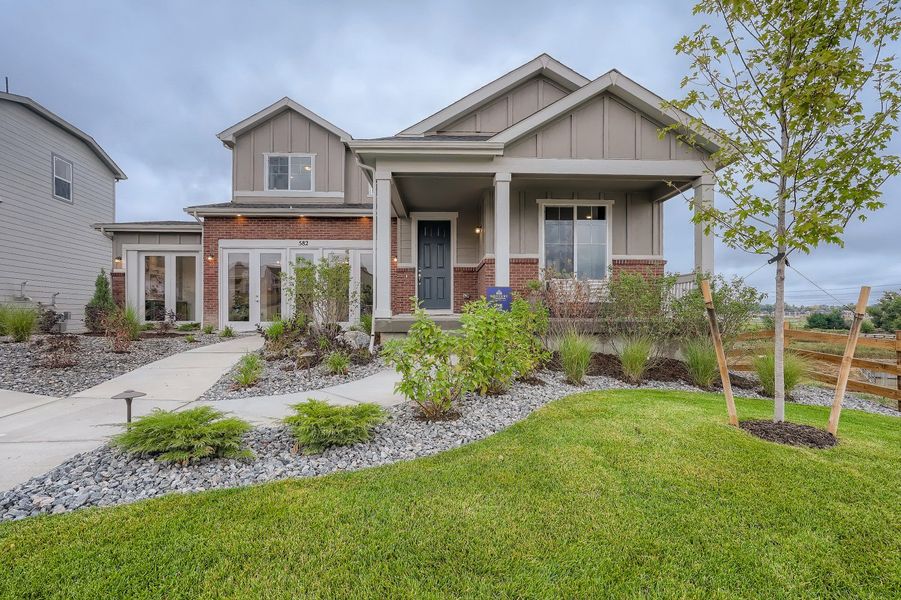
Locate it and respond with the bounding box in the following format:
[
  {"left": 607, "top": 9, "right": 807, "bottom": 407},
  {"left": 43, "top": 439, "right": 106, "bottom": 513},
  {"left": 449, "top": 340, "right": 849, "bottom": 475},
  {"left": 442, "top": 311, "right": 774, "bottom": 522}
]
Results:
[
  {"left": 410, "top": 212, "right": 458, "bottom": 314},
  {"left": 51, "top": 154, "right": 73, "bottom": 203},
  {"left": 129, "top": 251, "right": 203, "bottom": 324},
  {"left": 537, "top": 199, "right": 614, "bottom": 280},
  {"left": 263, "top": 152, "right": 316, "bottom": 193}
]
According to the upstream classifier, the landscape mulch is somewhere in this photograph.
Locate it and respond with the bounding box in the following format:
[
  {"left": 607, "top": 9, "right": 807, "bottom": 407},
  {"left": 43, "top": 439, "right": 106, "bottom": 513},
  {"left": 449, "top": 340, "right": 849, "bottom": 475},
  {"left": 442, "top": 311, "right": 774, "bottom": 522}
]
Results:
[{"left": 739, "top": 419, "right": 838, "bottom": 449}]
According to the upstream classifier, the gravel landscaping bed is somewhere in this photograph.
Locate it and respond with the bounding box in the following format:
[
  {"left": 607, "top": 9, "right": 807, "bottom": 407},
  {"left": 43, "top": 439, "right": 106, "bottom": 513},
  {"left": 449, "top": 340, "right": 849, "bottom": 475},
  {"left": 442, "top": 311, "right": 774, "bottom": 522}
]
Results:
[
  {"left": 197, "top": 354, "right": 386, "bottom": 401},
  {"left": 2, "top": 370, "right": 897, "bottom": 522},
  {"left": 0, "top": 333, "right": 221, "bottom": 397}
]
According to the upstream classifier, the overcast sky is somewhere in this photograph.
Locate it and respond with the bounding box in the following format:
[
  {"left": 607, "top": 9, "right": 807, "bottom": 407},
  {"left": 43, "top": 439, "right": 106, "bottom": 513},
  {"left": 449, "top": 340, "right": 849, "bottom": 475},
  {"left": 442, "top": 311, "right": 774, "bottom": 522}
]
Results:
[{"left": 3, "top": 0, "right": 899, "bottom": 305}]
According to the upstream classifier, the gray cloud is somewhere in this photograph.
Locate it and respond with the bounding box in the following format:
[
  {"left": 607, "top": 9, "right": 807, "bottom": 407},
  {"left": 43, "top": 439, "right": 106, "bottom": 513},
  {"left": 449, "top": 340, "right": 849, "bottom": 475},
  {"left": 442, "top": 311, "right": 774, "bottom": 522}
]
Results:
[{"left": 3, "top": 0, "right": 899, "bottom": 303}]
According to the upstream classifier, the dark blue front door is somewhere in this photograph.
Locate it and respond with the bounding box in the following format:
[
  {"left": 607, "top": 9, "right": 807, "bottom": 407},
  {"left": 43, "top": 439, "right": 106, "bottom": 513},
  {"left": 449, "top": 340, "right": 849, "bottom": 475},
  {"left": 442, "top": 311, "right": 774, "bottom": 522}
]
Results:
[{"left": 417, "top": 220, "right": 451, "bottom": 310}]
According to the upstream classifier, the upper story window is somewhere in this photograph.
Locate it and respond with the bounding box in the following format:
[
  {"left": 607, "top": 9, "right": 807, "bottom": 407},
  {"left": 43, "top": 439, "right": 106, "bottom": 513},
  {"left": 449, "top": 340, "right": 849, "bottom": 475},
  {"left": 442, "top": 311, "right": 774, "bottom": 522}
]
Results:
[
  {"left": 52, "top": 155, "right": 73, "bottom": 202},
  {"left": 543, "top": 203, "right": 609, "bottom": 280},
  {"left": 265, "top": 153, "right": 314, "bottom": 192}
]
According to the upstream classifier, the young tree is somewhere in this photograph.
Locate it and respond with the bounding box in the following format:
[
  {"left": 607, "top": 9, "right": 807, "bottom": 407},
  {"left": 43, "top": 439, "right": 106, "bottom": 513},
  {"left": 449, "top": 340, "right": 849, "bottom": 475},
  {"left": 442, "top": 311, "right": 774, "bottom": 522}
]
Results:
[{"left": 666, "top": 0, "right": 901, "bottom": 421}]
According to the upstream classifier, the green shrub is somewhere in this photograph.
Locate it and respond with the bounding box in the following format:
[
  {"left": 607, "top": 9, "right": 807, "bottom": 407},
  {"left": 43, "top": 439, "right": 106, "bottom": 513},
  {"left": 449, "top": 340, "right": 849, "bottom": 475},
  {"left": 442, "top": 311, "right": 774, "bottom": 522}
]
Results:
[
  {"left": 459, "top": 299, "right": 523, "bottom": 395},
  {"left": 682, "top": 338, "right": 719, "bottom": 388},
  {"left": 753, "top": 351, "right": 807, "bottom": 397},
  {"left": 111, "top": 406, "right": 251, "bottom": 463},
  {"left": 806, "top": 309, "right": 847, "bottom": 330},
  {"left": 265, "top": 319, "right": 286, "bottom": 340},
  {"left": 357, "top": 313, "right": 373, "bottom": 335},
  {"left": 325, "top": 351, "right": 350, "bottom": 375},
  {"left": 283, "top": 399, "right": 386, "bottom": 454},
  {"left": 176, "top": 322, "right": 200, "bottom": 331},
  {"left": 860, "top": 319, "right": 876, "bottom": 334},
  {"left": 202, "top": 324, "right": 215, "bottom": 335},
  {"left": 141, "top": 322, "right": 156, "bottom": 331},
  {"left": 868, "top": 291, "right": 901, "bottom": 332},
  {"left": 102, "top": 307, "right": 141, "bottom": 352},
  {"left": 618, "top": 336, "right": 653, "bottom": 383},
  {"left": 670, "top": 274, "right": 764, "bottom": 347},
  {"left": 220, "top": 326, "right": 235, "bottom": 338},
  {"left": 284, "top": 255, "right": 355, "bottom": 325},
  {"left": 5, "top": 306, "right": 38, "bottom": 342},
  {"left": 233, "top": 353, "right": 263, "bottom": 388},
  {"left": 559, "top": 332, "right": 593, "bottom": 385},
  {"left": 383, "top": 307, "right": 472, "bottom": 419},
  {"left": 510, "top": 297, "right": 551, "bottom": 378},
  {"left": 185, "top": 334, "right": 197, "bottom": 343},
  {"left": 84, "top": 270, "right": 116, "bottom": 333}
]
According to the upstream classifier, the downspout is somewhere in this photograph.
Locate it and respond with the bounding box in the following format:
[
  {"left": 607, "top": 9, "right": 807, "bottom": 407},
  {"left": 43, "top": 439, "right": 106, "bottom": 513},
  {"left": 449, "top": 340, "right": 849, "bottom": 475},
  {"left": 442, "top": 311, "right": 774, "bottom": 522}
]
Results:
[{"left": 354, "top": 153, "right": 378, "bottom": 354}]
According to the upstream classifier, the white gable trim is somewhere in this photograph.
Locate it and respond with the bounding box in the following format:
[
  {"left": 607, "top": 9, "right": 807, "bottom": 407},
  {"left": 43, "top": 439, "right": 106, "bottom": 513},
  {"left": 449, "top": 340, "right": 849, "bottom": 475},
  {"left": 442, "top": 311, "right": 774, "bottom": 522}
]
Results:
[
  {"left": 489, "top": 70, "right": 725, "bottom": 155},
  {"left": 397, "top": 54, "right": 590, "bottom": 136},
  {"left": 217, "top": 97, "right": 352, "bottom": 146}
]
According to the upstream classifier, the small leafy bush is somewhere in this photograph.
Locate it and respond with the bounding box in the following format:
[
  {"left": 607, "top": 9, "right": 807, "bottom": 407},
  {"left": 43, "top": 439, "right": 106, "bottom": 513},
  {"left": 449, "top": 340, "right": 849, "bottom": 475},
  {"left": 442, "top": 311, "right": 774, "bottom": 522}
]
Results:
[
  {"left": 265, "top": 319, "right": 286, "bottom": 340},
  {"left": 459, "top": 299, "right": 523, "bottom": 395},
  {"left": 220, "top": 326, "right": 235, "bottom": 338},
  {"left": 860, "top": 319, "right": 876, "bottom": 334},
  {"left": 283, "top": 399, "right": 385, "bottom": 454},
  {"left": 510, "top": 297, "right": 551, "bottom": 378},
  {"left": 4, "top": 306, "right": 38, "bottom": 342},
  {"left": 670, "top": 274, "right": 764, "bottom": 347},
  {"left": 806, "top": 309, "right": 847, "bottom": 330},
  {"left": 682, "top": 338, "right": 719, "bottom": 388},
  {"left": 184, "top": 334, "right": 197, "bottom": 343},
  {"left": 202, "top": 324, "right": 215, "bottom": 335},
  {"left": 325, "top": 351, "right": 350, "bottom": 375},
  {"left": 233, "top": 353, "right": 263, "bottom": 388},
  {"left": 383, "top": 307, "right": 471, "bottom": 419},
  {"left": 112, "top": 406, "right": 251, "bottom": 463},
  {"left": 754, "top": 351, "right": 807, "bottom": 397},
  {"left": 618, "top": 336, "right": 653, "bottom": 383},
  {"left": 102, "top": 307, "right": 141, "bottom": 352},
  {"left": 559, "top": 331, "right": 593, "bottom": 385},
  {"left": 84, "top": 269, "right": 116, "bottom": 333},
  {"left": 37, "top": 304, "right": 65, "bottom": 334}
]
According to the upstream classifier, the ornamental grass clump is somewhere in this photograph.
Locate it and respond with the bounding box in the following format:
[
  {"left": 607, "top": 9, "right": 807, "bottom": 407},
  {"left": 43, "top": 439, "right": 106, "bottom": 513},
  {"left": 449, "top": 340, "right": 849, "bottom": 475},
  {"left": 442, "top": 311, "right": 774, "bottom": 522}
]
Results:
[
  {"left": 558, "top": 331, "right": 593, "bottom": 385},
  {"left": 682, "top": 338, "right": 719, "bottom": 389},
  {"left": 754, "top": 351, "right": 807, "bottom": 398},
  {"left": 617, "top": 336, "right": 654, "bottom": 383},
  {"left": 4, "top": 306, "right": 38, "bottom": 342},
  {"left": 233, "top": 353, "right": 263, "bottom": 388},
  {"left": 111, "top": 406, "right": 251, "bottom": 463},
  {"left": 220, "top": 326, "right": 235, "bottom": 338},
  {"left": 284, "top": 399, "right": 386, "bottom": 454},
  {"left": 325, "top": 351, "right": 350, "bottom": 375}
]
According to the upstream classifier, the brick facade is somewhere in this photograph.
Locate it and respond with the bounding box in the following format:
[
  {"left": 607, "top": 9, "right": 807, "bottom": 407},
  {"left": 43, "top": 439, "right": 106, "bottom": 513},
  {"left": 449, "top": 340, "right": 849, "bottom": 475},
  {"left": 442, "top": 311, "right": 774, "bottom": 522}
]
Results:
[
  {"left": 476, "top": 258, "right": 539, "bottom": 300},
  {"left": 202, "top": 216, "right": 372, "bottom": 327},
  {"left": 611, "top": 258, "right": 666, "bottom": 277},
  {"left": 110, "top": 271, "right": 125, "bottom": 307}
]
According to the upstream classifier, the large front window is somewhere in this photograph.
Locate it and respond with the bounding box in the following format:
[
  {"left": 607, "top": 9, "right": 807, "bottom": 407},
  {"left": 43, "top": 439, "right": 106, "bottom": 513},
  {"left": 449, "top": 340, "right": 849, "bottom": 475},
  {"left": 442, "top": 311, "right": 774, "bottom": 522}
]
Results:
[
  {"left": 543, "top": 204, "right": 608, "bottom": 279},
  {"left": 266, "top": 154, "right": 314, "bottom": 191}
]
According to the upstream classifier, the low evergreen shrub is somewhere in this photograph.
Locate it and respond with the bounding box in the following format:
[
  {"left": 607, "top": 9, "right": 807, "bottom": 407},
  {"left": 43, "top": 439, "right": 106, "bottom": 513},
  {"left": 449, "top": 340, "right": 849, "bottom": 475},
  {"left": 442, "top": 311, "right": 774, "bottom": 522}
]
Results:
[
  {"left": 284, "top": 399, "right": 386, "bottom": 454},
  {"left": 84, "top": 270, "right": 116, "bottom": 333},
  {"left": 112, "top": 406, "right": 251, "bottom": 463}
]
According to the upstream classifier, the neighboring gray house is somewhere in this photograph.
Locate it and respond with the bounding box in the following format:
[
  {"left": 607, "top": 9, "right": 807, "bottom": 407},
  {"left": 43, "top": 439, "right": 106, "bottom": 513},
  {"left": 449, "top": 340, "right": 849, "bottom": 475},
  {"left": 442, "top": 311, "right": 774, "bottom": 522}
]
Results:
[{"left": 0, "top": 92, "right": 126, "bottom": 330}]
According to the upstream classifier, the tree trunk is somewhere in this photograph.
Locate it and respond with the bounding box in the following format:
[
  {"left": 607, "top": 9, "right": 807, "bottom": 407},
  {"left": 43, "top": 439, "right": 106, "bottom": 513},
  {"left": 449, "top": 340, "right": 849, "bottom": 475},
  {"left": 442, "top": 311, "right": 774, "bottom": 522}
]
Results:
[{"left": 773, "top": 251, "right": 786, "bottom": 422}]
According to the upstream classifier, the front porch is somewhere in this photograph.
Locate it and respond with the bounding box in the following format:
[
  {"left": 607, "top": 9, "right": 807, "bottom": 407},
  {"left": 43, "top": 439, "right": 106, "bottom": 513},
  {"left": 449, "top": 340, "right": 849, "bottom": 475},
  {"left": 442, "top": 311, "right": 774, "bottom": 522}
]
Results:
[{"left": 369, "top": 164, "right": 714, "bottom": 326}]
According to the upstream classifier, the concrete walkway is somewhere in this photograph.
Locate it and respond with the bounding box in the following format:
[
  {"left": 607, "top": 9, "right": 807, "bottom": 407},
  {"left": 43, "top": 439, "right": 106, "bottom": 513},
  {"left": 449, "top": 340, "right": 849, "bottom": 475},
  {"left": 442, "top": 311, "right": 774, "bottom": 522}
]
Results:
[{"left": 0, "top": 336, "right": 403, "bottom": 491}]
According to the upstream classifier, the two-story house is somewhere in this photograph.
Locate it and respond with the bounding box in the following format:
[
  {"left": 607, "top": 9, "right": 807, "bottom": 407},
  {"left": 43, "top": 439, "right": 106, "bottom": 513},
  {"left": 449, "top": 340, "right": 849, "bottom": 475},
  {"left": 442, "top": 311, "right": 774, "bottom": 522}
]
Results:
[
  {"left": 98, "top": 54, "right": 720, "bottom": 333},
  {"left": 0, "top": 92, "right": 126, "bottom": 330}
]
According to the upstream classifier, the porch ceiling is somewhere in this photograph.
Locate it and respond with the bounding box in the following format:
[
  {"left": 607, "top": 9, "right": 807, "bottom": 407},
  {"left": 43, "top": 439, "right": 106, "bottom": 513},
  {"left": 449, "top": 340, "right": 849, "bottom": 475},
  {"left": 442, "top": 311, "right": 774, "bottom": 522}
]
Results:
[{"left": 392, "top": 173, "right": 694, "bottom": 210}]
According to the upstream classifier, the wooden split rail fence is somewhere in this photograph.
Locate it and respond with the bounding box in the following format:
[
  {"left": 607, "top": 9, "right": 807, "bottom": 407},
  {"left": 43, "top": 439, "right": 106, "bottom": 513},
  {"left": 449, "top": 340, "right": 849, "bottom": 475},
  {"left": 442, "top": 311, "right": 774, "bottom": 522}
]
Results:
[{"left": 729, "top": 324, "right": 901, "bottom": 409}]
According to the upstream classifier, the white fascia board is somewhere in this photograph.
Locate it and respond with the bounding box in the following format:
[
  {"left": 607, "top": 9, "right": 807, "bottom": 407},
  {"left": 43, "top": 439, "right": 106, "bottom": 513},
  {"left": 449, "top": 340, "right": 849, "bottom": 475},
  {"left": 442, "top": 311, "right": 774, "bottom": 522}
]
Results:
[
  {"left": 185, "top": 206, "right": 373, "bottom": 217},
  {"left": 489, "top": 70, "right": 725, "bottom": 156},
  {"left": 93, "top": 223, "right": 202, "bottom": 233},
  {"left": 348, "top": 140, "right": 505, "bottom": 157},
  {"left": 217, "top": 97, "right": 352, "bottom": 146},
  {"left": 397, "top": 54, "right": 590, "bottom": 136}
]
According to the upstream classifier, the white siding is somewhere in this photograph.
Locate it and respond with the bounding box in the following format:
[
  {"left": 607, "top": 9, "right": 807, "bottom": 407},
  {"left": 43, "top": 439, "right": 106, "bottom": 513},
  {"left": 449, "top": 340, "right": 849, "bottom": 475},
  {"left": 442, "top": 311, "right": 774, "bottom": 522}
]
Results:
[{"left": 0, "top": 101, "right": 116, "bottom": 330}]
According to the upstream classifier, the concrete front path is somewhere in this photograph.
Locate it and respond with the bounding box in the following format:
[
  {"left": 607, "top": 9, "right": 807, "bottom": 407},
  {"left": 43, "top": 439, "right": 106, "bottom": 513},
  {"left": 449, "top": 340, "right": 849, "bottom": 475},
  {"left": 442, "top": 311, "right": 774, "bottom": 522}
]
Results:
[
  {"left": 0, "top": 336, "right": 404, "bottom": 491},
  {"left": 0, "top": 336, "right": 262, "bottom": 491}
]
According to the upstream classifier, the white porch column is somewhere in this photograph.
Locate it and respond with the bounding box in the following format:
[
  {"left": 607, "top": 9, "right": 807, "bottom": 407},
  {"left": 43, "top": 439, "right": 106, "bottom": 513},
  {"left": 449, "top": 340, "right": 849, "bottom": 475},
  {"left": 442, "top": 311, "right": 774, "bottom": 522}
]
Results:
[
  {"left": 374, "top": 172, "right": 392, "bottom": 318},
  {"left": 494, "top": 172, "right": 512, "bottom": 287},
  {"left": 693, "top": 172, "right": 715, "bottom": 275}
]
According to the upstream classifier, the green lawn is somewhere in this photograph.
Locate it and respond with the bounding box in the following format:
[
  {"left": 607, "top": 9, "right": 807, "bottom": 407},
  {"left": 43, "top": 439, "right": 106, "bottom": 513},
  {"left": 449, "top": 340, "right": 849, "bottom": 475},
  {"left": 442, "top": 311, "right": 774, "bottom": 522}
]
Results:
[{"left": 1, "top": 391, "right": 899, "bottom": 599}]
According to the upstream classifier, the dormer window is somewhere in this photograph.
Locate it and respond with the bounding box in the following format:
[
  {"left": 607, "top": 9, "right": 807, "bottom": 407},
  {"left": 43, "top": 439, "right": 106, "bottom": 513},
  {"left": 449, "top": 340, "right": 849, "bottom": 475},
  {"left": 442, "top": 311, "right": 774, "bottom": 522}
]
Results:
[{"left": 265, "top": 153, "right": 314, "bottom": 192}]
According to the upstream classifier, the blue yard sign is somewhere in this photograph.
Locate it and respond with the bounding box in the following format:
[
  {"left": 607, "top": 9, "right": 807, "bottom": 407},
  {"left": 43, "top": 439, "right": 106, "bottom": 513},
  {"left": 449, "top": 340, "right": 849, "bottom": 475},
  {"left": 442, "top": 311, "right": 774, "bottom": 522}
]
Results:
[{"left": 486, "top": 286, "right": 513, "bottom": 311}]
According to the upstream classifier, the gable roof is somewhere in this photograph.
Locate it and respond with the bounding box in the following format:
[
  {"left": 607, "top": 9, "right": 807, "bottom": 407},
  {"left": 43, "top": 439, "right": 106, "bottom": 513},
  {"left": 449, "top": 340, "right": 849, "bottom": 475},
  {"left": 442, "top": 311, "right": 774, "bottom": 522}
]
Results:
[
  {"left": 489, "top": 69, "right": 725, "bottom": 154},
  {"left": 397, "top": 53, "right": 590, "bottom": 137},
  {"left": 217, "top": 97, "right": 352, "bottom": 147},
  {"left": 0, "top": 92, "right": 127, "bottom": 180}
]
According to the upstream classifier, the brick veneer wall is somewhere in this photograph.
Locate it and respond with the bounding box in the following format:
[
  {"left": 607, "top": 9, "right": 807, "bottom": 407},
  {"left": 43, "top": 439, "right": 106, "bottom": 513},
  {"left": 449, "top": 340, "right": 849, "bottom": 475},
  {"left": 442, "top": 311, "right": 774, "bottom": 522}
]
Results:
[
  {"left": 475, "top": 258, "right": 539, "bottom": 300},
  {"left": 202, "top": 216, "right": 372, "bottom": 327},
  {"left": 110, "top": 271, "right": 125, "bottom": 307},
  {"left": 611, "top": 258, "right": 666, "bottom": 277}
]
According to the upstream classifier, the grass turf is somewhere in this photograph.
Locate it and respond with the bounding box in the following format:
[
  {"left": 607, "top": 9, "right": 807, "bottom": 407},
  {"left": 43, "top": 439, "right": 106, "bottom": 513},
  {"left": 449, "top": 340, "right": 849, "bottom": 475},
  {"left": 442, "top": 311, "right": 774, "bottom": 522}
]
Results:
[{"left": 1, "top": 390, "right": 899, "bottom": 599}]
